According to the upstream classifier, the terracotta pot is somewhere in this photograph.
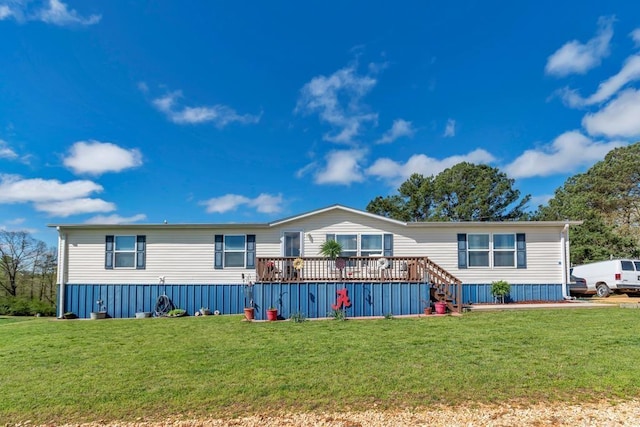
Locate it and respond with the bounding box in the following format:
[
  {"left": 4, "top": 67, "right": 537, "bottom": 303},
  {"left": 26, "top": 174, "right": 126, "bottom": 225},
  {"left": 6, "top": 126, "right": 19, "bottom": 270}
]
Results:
[
  {"left": 266, "top": 308, "right": 278, "bottom": 321},
  {"left": 435, "top": 301, "right": 447, "bottom": 315},
  {"left": 424, "top": 307, "right": 432, "bottom": 315},
  {"left": 244, "top": 307, "right": 255, "bottom": 320}
]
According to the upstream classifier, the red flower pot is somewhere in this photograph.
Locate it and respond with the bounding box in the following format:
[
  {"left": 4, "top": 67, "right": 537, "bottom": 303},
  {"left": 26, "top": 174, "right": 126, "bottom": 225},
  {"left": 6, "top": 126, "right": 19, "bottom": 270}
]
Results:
[
  {"left": 435, "top": 301, "right": 447, "bottom": 315},
  {"left": 266, "top": 308, "right": 278, "bottom": 321},
  {"left": 244, "top": 307, "right": 255, "bottom": 320}
]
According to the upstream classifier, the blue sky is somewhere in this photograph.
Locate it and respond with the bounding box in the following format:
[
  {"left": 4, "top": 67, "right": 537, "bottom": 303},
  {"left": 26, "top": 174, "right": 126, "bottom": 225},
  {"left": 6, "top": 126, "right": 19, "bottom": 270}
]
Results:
[{"left": 1, "top": 1, "right": 640, "bottom": 246}]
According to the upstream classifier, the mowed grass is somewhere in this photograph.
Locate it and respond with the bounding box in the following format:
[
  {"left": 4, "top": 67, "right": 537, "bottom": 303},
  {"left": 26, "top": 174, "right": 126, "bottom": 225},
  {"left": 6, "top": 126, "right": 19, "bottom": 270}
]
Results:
[{"left": 2, "top": 309, "right": 640, "bottom": 423}]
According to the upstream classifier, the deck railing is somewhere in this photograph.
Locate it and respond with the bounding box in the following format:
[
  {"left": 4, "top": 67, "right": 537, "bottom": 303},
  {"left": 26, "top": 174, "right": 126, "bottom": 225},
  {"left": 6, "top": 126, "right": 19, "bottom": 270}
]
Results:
[
  {"left": 255, "top": 256, "right": 463, "bottom": 313},
  {"left": 256, "top": 256, "right": 426, "bottom": 283},
  {"left": 256, "top": 256, "right": 462, "bottom": 312}
]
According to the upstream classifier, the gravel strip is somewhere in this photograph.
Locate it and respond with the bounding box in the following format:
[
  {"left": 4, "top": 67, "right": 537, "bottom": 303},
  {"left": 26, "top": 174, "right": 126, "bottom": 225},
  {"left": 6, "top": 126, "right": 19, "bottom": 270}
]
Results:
[{"left": 19, "top": 400, "right": 640, "bottom": 427}]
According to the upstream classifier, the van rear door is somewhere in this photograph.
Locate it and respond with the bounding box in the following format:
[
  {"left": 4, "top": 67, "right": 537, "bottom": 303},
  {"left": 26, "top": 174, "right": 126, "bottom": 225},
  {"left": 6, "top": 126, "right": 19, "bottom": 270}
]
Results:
[{"left": 621, "top": 260, "right": 638, "bottom": 285}]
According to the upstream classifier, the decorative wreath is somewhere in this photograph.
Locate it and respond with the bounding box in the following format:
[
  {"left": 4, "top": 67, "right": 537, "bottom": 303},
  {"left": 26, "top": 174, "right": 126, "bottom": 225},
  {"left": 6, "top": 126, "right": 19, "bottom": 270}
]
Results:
[
  {"left": 293, "top": 257, "right": 304, "bottom": 270},
  {"left": 377, "top": 257, "right": 390, "bottom": 269},
  {"left": 334, "top": 257, "right": 346, "bottom": 270}
]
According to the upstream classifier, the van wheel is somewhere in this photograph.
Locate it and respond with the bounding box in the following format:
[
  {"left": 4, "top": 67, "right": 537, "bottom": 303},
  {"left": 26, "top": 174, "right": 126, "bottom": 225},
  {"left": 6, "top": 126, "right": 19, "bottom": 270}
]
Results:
[{"left": 596, "top": 284, "right": 610, "bottom": 298}]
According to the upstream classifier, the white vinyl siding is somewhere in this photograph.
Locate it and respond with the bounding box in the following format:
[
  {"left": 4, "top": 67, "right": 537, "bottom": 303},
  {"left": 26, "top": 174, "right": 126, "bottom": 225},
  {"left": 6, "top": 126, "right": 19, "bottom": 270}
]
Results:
[{"left": 59, "top": 208, "right": 567, "bottom": 286}]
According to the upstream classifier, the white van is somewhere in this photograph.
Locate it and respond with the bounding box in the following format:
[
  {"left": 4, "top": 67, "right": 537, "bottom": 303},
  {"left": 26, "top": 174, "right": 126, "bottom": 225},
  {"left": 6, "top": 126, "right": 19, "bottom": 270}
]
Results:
[{"left": 571, "top": 259, "right": 640, "bottom": 297}]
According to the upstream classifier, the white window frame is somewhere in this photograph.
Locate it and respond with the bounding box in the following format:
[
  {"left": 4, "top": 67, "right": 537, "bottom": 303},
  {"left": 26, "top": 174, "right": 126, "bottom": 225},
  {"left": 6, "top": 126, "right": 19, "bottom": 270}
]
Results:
[
  {"left": 330, "top": 233, "right": 385, "bottom": 257},
  {"left": 224, "top": 235, "right": 246, "bottom": 268},
  {"left": 359, "top": 233, "right": 384, "bottom": 257},
  {"left": 114, "top": 235, "right": 136, "bottom": 269},
  {"left": 493, "top": 233, "right": 516, "bottom": 268},
  {"left": 467, "top": 233, "right": 490, "bottom": 268},
  {"left": 467, "top": 233, "right": 517, "bottom": 268}
]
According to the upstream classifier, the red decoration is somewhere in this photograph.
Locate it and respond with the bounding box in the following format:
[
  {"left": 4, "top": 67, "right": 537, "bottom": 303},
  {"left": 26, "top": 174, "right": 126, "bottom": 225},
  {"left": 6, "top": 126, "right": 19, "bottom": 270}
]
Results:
[{"left": 332, "top": 288, "right": 352, "bottom": 310}]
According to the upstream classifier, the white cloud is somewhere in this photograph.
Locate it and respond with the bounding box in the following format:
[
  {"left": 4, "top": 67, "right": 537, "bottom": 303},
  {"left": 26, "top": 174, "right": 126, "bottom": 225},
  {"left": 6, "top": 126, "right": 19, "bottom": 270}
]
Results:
[
  {"left": 314, "top": 149, "right": 367, "bottom": 185},
  {"left": 545, "top": 16, "right": 614, "bottom": 77},
  {"left": 63, "top": 140, "right": 142, "bottom": 176},
  {"left": 530, "top": 194, "right": 554, "bottom": 208},
  {"left": 0, "top": 0, "right": 100, "bottom": 26},
  {"left": 295, "top": 64, "right": 378, "bottom": 144},
  {"left": 84, "top": 213, "right": 147, "bottom": 224},
  {"left": 0, "top": 174, "right": 120, "bottom": 218},
  {"left": 366, "top": 149, "right": 495, "bottom": 186},
  {"left": 376, "top": 119, "right": 415, "bottom": 144},
  {"left": 443, "top": 119, "right": 456, "bottom": 137},
  {"left": 0, "top": 4, "right": 13, "bottom": 20},
  {"left": 38, "top": 0, "right": 101, "bottom": 26},
  {"left": 560, "top": 55, "right": 640, "bottom": 107},
  {"left": 137, "top": 81, "right": 149, "bottom": 93},
  {"left": 200, "top": 193, "right": 283, "bottom": 214},
  {"left": 200, "top": 194, "right": 250, "bottom": 213},
  {"left": 504, "top": 131, "right": 624, "bottom": 178},
  {"left": 35, "top": 198, "right": 115, "bottom": 217},
  {"left": 151, "top": 90, "right": 261, "bottom": 127},
  {"left": 295, "top": 161, "right": 318, "bottom": 179},
  {"left": 247, "top": 194, "right": 284, "bottom": 214},
  {"left": 582, "top": 89, "right": 640, "bottom": 138},
  {"left": 0, "top": 175, "right": 103, "bottom": 203},
  {"left": 631, "top": 28, "right": 640, "bottom": 47},
  {"left": 0, "top": 139, "right": 17, "bottom": 159}
]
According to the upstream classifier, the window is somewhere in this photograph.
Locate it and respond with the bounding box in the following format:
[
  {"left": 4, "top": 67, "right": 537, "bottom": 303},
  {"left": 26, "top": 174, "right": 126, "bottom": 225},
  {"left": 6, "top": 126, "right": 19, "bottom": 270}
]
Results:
[
  {"left": 621, "top": 260, "right": 635, "bottom": 271},
  {"left": 336, "top": 234, "right": 357, "bottom": 257},
  {"left": 468, "top": 234, "right": 490, "bottom": 267},
  {"left": 458, "top": 233, "right": 526, "bottom": 269},
  {"left": 224, "top": 235, "right": 246, "bottom": 267},
  {"left": 326, "top": 233, "right": 392, "bottom": 257},
  {"left": 214, "top": 234, "right": 255, "bottom": 269},
  {"left": 493, "top": 234, "right": 516, "bottom": 267},
  {"left": 361, "top": 234, "right": 383, "bottom": 257},
  {"left": 105, "top": 235, "right": 145, "bottom": 269}
]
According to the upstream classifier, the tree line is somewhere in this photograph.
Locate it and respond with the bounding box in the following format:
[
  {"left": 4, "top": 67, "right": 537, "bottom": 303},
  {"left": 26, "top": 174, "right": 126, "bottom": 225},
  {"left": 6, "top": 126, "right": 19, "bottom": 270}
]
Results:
[
  {"left": 2, "top": 143, "right": 638, "bottom": 316},
  {"left": 0, "top": 230, "right": 57, "bottom": 316},
  {"left": 367, "top": 143, "right": 640, "bottom": 265}
]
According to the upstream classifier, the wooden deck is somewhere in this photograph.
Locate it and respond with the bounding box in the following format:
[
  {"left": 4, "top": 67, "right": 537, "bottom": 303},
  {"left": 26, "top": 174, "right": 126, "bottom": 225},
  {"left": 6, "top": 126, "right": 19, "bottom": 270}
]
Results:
[{"left": 256, "top": 256, "right": 463, "bottom": 312}]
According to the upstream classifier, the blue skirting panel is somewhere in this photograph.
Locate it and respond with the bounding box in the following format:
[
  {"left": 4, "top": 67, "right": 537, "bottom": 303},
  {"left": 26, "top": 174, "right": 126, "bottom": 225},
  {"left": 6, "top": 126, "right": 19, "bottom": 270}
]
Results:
[
  {"left": 461, "top": 283, "right": 563, "bottom": 304},
  {"left": 60, "top": 282, "right": 562, "bottom": 319},
  {"left": 60, "top": 284, "right": 247, "bottom": 319}
]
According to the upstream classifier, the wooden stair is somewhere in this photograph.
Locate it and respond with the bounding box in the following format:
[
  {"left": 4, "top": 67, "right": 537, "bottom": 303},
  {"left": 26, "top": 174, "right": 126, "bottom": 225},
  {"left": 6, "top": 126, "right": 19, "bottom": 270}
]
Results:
[{"left": 419, "top": 258, "right": 463, "bottom": 313}]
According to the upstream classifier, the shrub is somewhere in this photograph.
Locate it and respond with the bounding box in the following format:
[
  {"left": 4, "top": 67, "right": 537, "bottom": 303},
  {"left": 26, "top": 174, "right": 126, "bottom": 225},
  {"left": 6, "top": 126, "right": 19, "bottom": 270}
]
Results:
[
  {"left": 0, "top": 297, "right": 56, "bottom": 316},
  {"left": 289, "top": 311, "right": 307, "bottom": 323},
  {"left": 328, "top": 308, "right": 346, "bottom": 321},
  {"left": 491, "top": 280, "right": 511, "bottom": 303}
]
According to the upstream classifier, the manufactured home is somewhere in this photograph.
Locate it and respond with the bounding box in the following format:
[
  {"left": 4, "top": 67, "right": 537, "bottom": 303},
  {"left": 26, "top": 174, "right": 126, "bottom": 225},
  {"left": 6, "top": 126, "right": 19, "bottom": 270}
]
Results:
[{"left": 51, "top": 205, "right": 579, "bottom": 319}]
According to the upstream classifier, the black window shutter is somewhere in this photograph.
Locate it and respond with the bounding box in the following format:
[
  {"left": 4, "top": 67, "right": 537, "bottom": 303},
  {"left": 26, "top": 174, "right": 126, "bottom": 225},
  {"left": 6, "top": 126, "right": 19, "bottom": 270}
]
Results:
[
  {"left": 457, "top": 234, "right": 467, "bottom": 269},
  {"left": 136, "top": 235, "right": 146, "bottom": 269},
  {"left": 105, "top": 235, "right": 114, "bottom": 269},
  {"left": 516, "top": 233, "right": 527, "bottom": 268},
  {"left": 246, "top": 234, "right": 256, "bottom": 269},
  {"left": 383, "top": 234, "right": 393, "bottom": 257},
  {"left": 214, "top": 235, "right": 224, "bottom": 269}
]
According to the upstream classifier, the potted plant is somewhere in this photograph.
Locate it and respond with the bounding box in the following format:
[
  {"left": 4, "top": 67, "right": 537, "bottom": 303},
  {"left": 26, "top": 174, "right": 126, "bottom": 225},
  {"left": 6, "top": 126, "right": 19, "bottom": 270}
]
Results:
[
  {"left": 166, "top": 308, "right": 186, "bottom": 317},
  {"left": 243, "top": 277, "right": 255, "bottom": 320},
  {"left": 90, "top": 299, "right": 107, "bottom": 320},
  {"left": 320, "top": 239, "right": 343, "bottom": 277},
  {"left": 421, "top": 299, "right": 432, "bottom": 315},
  {"left": 319, "top": 239, "right": 342, "bottom": 259},
  {"left": 135, "top": 306, "right": 152, "bottom": 318},
  {"left": 266, "top": 306, "right": 278, "bottom": 321},
  {"left": 491, "top": 280, "right": 511, "bottom": 304},
  {"left": 434, "top": 300, "right": 447, "bottom": 315}
]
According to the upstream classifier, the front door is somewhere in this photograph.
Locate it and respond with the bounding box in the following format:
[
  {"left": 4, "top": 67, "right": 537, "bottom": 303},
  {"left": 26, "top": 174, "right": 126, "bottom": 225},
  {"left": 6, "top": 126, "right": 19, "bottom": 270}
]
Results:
[{"left": 283, "top": 231, "right": 302, "bottom": 257}]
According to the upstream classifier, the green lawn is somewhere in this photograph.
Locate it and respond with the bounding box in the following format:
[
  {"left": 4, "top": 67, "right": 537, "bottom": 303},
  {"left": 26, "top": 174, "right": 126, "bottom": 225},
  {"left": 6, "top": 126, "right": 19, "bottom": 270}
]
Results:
[{"left": 1, "top": 309, "right": 639, "bottom": 423}]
